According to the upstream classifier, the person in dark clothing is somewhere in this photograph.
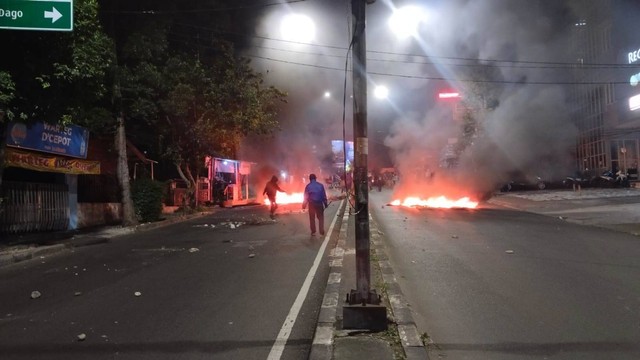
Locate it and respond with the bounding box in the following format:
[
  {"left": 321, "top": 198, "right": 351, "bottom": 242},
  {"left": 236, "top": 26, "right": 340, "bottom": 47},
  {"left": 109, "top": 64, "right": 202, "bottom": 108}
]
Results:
[
  {"left": 302, "top": 173, "right": 328, "bottom": 236},
  {"left": 263, "top": 175, "right": 285, "bottom": 218}
]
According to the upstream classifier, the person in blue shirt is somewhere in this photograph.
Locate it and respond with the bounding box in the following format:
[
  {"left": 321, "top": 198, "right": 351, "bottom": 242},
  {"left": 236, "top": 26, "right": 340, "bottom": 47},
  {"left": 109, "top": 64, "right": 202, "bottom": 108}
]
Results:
[{"left": 302, "top": 173, "right": 329, "bottom": 236}]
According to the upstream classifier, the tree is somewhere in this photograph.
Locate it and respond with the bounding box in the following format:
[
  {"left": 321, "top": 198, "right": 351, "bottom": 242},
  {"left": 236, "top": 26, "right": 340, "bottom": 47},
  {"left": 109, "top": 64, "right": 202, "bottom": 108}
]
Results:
[
  {"left": 104, "top": 7, "right": 286, "bottom": 209},
  {"left": 0, "top": 72, "right": 16, "bottom": 193},
  {"left": 0, "top": 0, "right": 113, "bottom": 191},
  {"left": 156, "top": 45, "right": 286, "bottom": 207}
]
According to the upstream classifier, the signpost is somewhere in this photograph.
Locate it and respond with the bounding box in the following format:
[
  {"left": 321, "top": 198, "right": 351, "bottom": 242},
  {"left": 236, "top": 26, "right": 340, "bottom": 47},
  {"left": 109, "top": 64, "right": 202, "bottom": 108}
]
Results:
[{"left": 0, "top": 0, "right": 73, "bottom": 31}]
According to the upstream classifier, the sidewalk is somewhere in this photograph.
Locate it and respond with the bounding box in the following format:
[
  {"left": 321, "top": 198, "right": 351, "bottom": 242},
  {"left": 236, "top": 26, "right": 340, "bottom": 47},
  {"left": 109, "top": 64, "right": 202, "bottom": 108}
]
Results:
[{"left": 488, "top": 187, "right": 640, "bottom": 234}]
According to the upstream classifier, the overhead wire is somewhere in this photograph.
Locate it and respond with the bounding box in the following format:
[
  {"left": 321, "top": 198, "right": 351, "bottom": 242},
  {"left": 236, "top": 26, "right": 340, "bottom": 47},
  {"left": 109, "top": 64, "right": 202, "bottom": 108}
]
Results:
[
  {"left": 107, "top": 0, "right": 640, "bottom": 84},
  {"left": 171, "top": 21, "right": 640, "bottom": 70},
  {"left": 165, "top": 30, "right": 636, "bottom": 85},
  {"left": 164, "top": 21, "right": 639, "bottom": 86},
  {"left": 102, "top": 0, "right": 307, "bottom": 14}
]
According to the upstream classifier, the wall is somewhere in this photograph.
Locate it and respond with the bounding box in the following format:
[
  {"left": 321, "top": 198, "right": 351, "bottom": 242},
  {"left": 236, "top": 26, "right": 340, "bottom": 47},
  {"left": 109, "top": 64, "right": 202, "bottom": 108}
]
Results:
[{"left": 77, "top": 203, "right": 122, "bottom": 229}]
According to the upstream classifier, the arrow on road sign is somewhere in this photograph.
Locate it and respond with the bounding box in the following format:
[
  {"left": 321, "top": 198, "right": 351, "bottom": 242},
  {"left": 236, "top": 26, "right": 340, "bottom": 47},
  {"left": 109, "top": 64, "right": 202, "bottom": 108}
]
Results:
[{"left": 44, "top": 7, "right": 62, "bottom": 23}]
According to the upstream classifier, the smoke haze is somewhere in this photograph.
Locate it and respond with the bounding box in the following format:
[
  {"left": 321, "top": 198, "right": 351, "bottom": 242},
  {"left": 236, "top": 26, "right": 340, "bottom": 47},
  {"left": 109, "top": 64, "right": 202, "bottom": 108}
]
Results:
[{"left": 239, "top": 0, "right": 580, "bottom": 201}]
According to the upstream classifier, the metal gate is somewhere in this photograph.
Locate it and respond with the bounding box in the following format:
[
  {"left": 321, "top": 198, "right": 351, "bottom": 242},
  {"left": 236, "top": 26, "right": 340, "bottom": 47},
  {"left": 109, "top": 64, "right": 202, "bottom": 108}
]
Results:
[{"left": 0, "top": 181, "right": 69, "bottom": 235}]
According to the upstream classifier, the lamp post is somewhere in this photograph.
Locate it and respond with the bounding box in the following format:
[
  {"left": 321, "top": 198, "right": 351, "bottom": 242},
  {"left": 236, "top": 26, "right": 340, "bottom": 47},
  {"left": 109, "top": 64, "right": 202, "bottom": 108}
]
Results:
[{"left": 342, "top": 0, "right": 387, "bottom": 332}]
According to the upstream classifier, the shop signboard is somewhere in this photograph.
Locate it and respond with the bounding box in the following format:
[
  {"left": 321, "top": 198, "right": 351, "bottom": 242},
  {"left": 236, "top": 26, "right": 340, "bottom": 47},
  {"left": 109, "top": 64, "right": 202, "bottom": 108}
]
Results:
[{"left": 5, "top": 121, "right": 90, "bottom": 159}]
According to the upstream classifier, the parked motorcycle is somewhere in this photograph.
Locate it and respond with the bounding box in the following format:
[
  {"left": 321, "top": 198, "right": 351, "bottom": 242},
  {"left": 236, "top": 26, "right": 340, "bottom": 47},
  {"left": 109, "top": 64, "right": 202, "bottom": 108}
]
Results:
[
  {"left": 563, "top": 171, "right": 593, "bottom": 189},
  {"left": 591, "top": 170, "right": 630, "bottom": 188}
]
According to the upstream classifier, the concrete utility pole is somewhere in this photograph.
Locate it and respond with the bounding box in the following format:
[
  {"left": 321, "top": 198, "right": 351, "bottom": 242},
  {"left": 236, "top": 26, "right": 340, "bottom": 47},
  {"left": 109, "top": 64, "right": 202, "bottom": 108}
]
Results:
[{"left": 343, "top": 0, "right": 386, "bottom": 331}]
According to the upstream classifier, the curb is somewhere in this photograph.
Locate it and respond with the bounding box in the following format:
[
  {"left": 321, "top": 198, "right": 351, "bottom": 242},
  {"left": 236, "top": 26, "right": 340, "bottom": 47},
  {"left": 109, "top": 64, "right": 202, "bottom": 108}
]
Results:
[
  {"left": 370, "top": 217, "right": 429, "bottom": 360},
  {"left": 0, "top": 244, "right": 67, "bottom": 268},
  {"left": 310, "top": 201, "right": 349, "bottom": 360}
]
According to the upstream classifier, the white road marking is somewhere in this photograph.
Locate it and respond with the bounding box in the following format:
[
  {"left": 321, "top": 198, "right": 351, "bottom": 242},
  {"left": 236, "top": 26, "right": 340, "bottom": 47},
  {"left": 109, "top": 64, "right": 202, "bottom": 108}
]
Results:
[{"left": 267, "top": 199, "right": 344, "bottom": 360}]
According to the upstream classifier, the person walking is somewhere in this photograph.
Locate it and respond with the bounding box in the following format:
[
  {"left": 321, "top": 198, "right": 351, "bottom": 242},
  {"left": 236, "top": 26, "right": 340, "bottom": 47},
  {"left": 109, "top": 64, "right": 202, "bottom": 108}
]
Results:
[
  {"left": 302, "top": 173, "right": 328, "bottom": 236},
  {"left": 263, "top": 175, "right": 285, "bottom": 219}
]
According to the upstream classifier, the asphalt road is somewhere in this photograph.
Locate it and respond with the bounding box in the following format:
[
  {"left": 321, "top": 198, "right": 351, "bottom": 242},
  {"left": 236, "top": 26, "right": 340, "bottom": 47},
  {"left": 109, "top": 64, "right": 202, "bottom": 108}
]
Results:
[
  {"left": 0, "top": 201, "right": 343, "bottom": 360},
  {"left": 368, "top": 190, "right": 640, "bottom": 360}
]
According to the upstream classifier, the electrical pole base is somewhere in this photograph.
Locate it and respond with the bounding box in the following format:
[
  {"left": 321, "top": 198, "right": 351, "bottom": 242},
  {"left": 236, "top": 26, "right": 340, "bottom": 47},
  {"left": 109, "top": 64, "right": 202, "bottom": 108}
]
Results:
[{"left": 343, "top": 290, "right": 388, "bottom": 331}]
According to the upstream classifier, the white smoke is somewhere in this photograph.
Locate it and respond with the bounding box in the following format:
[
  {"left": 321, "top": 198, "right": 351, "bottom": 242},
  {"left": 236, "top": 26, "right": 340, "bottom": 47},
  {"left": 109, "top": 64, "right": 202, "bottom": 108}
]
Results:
[{"left": 378, "top": 0, "right": 579, "bottom": 197}]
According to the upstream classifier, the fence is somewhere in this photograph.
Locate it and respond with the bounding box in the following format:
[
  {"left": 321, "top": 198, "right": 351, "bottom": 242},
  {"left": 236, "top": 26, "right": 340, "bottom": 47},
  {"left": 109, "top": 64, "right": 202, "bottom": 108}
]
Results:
[{"left": 0, "top": 181, "right": 69, "bottom": 235}]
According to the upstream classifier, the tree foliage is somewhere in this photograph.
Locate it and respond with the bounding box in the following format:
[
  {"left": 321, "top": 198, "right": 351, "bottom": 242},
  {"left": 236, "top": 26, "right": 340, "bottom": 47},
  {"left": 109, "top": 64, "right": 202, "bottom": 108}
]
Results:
[
  {"left": 106, "top": 4, "right": 287, "bottom": 207},
  {"left": 0, "top": 0, "right": 112, "bottom": 129},
  {"left": 1, "top": 0, "right": 286, "bottom": 212}
]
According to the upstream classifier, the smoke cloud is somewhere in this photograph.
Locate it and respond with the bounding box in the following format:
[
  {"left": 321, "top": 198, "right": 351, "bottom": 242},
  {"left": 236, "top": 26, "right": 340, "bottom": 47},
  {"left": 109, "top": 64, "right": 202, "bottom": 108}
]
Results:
[
  {"left": 378, "top": 0, "right": 579, "bottom": 200},
  {"left": 238, "top": 0, "right": 580, "bottom": 202}
]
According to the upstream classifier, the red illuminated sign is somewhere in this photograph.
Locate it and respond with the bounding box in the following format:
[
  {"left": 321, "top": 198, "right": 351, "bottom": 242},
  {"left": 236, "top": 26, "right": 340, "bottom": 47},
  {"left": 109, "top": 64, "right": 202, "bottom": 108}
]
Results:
[{"left": 438, "top": 92, "right": 460, "bottom": 99}]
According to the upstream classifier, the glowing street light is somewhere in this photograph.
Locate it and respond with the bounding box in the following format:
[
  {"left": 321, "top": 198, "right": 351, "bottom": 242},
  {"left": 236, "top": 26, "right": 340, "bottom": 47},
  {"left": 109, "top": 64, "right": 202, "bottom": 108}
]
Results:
[
  {"left": 388, "top": 5, "right": 427, "bottom": 39},
  {"left": 324, "top": 91, "right": 331, "bottom": 98},
  {"left": 374, "top": 85, "right": 389, "bottom": 100},
  {"left": 280, "top": 14, "right": 316, "bottom": 43}
]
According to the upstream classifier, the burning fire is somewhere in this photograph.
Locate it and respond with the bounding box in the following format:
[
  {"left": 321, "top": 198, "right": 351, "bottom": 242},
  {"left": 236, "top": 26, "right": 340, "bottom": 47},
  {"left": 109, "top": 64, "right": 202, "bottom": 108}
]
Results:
[
  {"left": 264, "top": 192, "right": 305, "bottom": 205},
  {"left": 390, "top": 196, "right": 478, "bottom": 209}
]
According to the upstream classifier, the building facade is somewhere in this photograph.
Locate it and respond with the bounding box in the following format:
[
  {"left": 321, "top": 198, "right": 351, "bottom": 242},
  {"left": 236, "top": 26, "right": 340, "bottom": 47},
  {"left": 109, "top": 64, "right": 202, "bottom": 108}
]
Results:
[{"left": 569, "top": 0, "right": 640, "bottom": 178}]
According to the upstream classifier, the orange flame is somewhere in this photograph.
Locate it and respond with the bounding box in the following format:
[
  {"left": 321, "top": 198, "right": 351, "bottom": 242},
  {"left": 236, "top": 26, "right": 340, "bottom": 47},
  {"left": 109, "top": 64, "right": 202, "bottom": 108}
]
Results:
[
  {"left": 390, "top": 195, "right": 478, "bottom": 209},
  {"left": 264, "top": 192, "right": 305, "bottom": 205}
]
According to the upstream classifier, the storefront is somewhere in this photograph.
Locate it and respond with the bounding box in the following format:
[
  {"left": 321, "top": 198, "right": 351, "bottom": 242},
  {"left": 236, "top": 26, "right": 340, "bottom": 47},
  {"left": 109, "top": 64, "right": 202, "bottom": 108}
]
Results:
[{"left": 1, "top": 121, "right": 100, "bottom": 234}]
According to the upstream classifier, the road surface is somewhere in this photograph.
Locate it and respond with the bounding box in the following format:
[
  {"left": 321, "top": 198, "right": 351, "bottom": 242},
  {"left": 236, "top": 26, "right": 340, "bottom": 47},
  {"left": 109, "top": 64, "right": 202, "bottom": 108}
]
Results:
[
  {"left": 0, "top": 201, "right": 343, "bottom": 360},
  {"left": 369, "top": 190, "right": 640, "bottom": 360}
]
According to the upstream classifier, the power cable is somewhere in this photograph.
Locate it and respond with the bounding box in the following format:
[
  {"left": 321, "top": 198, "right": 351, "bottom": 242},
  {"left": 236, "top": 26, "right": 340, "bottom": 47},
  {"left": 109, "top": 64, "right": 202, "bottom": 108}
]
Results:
[
  {"left": 102, "top": 0, "right": 307, "bottom": 14},
  {"left": 171, "top": 21, "right": 640, "bottom": 70},
  {"left": 165, "top": 31, "right": 633, "bottom": 86}
]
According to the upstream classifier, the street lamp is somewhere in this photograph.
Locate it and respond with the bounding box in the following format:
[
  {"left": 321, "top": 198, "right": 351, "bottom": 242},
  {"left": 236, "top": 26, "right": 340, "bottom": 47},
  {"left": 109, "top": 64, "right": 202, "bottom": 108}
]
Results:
[
  {"left": 374, "top": 85, "right": 389, "bottom": 100},
  {"left": 388, "top": 5, "right": 427, "bottom": 39},
  {"left": 280, "top": 14, "right": 316, "bottom": 43}
]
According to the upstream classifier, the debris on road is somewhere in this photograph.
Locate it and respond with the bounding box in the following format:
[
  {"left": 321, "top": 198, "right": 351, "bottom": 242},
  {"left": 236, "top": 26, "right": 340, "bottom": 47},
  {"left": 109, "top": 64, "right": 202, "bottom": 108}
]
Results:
[
  {"left": 188, "top": 248, "right": 199, "bottom": 253},
  {"left": 451, "top": 235, "right": 459, "bottom": 239},
  {"left": 30, "top": 291, "right": 41, "bottom": 299},
  {"left": 505, "top": 250, "right": 515, "bottom": 254},
  {"left": 77, "top": 333, "right": 86, "bottom": 341},
  {"left": 248, "top": 253, "right": 256, "bottom": 258},
  {"left": 74, "top": 291, "right": 82, "bottom": 296},
  {"left": 134, "top": 291, "right": 142, "bottom": 297}
]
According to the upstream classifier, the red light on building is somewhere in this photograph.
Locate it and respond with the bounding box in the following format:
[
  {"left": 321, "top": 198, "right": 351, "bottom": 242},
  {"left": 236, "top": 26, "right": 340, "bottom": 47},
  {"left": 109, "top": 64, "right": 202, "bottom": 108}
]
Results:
[{"left": 438, "top": 92, "right": 460, "bottom": 99}]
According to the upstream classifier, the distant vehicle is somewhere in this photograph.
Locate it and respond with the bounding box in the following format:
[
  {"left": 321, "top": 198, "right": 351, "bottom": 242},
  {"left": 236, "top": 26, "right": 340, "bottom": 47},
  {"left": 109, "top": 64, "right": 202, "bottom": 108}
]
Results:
[{"left": 500, "top": 172, "right": 546, "bottom": 192}]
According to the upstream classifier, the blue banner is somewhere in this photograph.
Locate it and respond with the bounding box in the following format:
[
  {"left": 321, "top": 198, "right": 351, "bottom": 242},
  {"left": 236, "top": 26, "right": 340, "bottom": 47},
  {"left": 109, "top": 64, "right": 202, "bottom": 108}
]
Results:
[{"left": 6, "top": 121, "right": 90, "bottom": 159}]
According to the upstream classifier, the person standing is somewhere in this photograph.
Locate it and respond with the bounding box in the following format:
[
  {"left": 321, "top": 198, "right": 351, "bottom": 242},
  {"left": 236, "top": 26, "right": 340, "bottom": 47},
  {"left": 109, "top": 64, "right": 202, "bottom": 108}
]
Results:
[
  {"left": 302, "top": 173, "right": 328, "bottom": 235},
  {"left": 263, "top": 175, "right": 284, "bottom": 219}
]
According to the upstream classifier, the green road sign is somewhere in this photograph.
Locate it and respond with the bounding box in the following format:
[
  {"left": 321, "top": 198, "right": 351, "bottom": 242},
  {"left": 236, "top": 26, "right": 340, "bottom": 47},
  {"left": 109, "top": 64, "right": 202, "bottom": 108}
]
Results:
[{"left": 0, "top": 0, "right": 73, "bottom": 31}]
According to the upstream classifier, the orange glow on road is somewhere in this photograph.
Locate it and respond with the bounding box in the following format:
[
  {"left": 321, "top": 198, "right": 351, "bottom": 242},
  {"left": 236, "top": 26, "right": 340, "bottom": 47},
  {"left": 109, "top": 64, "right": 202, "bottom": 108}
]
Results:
[
  {"left": 390, "top": 195, "right": 478, "bottom": 209},
  {"left": 264, "top": 192, "right": 305, "bottom": 205}
]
